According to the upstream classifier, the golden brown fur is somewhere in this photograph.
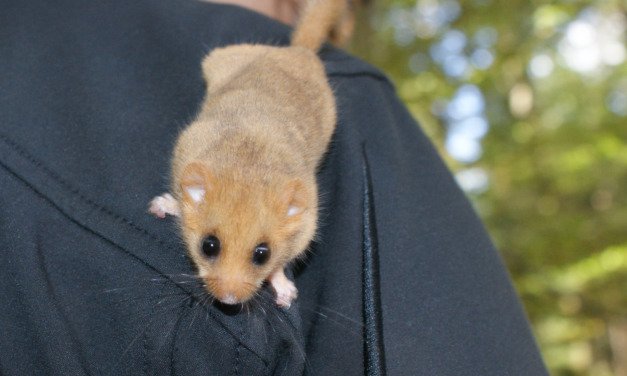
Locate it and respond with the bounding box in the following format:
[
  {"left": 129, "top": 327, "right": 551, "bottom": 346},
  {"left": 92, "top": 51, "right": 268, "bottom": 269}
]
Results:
[
  {"left": 292, "top": 0, "right": 349, "bottom": 49},
  {"left": 150, "top": 1, "right": 346, "bottom": 305}
]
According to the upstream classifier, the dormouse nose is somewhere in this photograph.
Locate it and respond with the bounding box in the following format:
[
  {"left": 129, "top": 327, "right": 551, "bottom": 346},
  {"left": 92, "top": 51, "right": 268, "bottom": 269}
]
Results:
[
  {"left": 220, "top": 293, "right": 238, "bottom": 305},
  {"left": 210, "top": 277, "right": 252, "bottom": 305}
]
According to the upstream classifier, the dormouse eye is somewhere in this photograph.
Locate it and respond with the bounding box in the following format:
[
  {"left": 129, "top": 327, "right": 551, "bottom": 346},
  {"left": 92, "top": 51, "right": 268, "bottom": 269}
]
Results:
[
  {"left": 201, "top": 235, "right": 221, "bottom": 259},
  {"left": 252, "top": 243, "right": 270, "bottom": 265}
]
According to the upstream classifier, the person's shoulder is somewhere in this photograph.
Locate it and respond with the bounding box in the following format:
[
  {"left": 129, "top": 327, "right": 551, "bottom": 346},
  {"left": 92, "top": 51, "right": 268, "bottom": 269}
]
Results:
[
  {"left": 320, "top": 47, "right": 393, "bottom": 87},
  {"left": 204, "top": 2, "right": 393, "bottom": 86}
]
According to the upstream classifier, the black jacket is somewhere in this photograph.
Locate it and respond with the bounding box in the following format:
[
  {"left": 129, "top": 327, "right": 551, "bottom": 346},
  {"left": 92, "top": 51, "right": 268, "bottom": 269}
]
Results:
[{"left": 0, "top": 1, "right": 548, "bottom": 375}]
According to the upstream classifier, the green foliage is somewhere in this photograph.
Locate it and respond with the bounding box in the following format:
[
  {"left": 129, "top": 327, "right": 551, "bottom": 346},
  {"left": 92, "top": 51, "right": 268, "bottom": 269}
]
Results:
[{"left": 351, "top": 1, "right": 627, "bottom": 374}]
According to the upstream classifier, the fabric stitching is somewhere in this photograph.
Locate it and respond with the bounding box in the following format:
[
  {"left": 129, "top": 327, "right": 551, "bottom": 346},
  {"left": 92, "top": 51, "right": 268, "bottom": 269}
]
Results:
[
  {"left": 233, "top": 343, "right": 241, "bottom": 376},
  {"left": 0, "top": 133, "right": 175, "bottom": 251},
  {"left": 232, "top": 324, "right": 243, "bottom": 376}
]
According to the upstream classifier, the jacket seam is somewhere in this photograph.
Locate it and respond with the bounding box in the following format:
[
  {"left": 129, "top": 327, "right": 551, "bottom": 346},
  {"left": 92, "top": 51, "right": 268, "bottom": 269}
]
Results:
[
  {"left": 327, "top": 71, "right": 393, "bottom": 87},
  {"left": 361, "top": 143, "right": 388, "bottom": 376}
]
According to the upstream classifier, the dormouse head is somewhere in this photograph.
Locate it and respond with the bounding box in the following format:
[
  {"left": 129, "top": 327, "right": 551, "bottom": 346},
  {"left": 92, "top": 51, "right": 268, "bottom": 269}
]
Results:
[{"left": 177, "top": 161, "right": 316, "bottom": 305}]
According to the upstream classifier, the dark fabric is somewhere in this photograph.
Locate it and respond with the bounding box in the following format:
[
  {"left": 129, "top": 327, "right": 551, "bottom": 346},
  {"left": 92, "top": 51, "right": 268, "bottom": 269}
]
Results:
[{"left": 0, "top": 0, "right": 548, "bottom": 375}]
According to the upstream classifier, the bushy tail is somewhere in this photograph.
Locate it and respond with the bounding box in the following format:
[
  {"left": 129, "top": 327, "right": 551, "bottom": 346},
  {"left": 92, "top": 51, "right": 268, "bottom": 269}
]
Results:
[{"left": 291, "top": 0, "right": 350, "bottom": 52}]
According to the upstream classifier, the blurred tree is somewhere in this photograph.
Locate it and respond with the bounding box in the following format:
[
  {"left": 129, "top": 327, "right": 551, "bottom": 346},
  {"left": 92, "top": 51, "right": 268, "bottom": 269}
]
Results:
[{"left": 350, "top": 1, "right": 627, "bottom": 375}]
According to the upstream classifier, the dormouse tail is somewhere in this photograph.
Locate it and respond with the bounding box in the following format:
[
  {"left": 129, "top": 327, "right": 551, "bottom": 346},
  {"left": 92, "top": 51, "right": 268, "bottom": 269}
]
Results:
[{"left": 291, "top": 0, "right": 350, "bottom": 52}]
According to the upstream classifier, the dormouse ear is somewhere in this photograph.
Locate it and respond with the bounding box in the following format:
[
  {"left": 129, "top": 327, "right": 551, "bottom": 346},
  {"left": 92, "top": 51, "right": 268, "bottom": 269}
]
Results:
[
  {"left": 284, "top": 179, "right": 307, "bottom": 218},
  {"left": 180, "top": 162, "right": 213, "bottom": 204}
]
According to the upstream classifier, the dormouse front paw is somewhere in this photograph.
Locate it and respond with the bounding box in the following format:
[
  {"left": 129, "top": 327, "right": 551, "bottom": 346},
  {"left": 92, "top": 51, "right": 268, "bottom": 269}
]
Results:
[
  {"left": 148, "top": 193, "right": 180, "bottom": 218},
  {"left": 269, "top": 269, "right": 298, "bottom": 308}
]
